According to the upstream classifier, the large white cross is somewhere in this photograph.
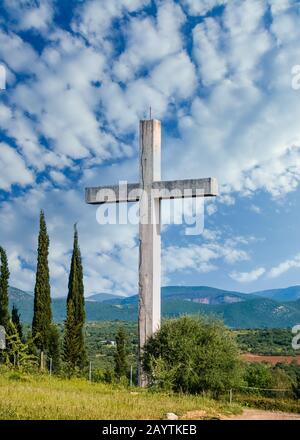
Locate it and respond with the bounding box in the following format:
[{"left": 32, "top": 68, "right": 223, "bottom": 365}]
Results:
[{"left": 85, "top": 119, "right": 218, "bottom": 386}]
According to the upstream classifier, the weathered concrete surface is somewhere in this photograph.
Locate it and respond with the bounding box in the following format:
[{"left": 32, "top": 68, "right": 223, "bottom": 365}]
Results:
[
  {"left": 86, "top": 178, "right": 218, "bottom": 204},
  {"left": 152, "top": 178, "right": 218, "bottom": 198},
  {"left": 85, "top": 183, "right": 140, "bottom": 204},
  {"left": 138, "top": 119, "right": 161, "bottom": 387}
]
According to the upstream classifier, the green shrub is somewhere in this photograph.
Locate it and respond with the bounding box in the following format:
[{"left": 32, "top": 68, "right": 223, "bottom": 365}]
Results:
[
  {"left": 244, "top": 363, "right": 273, "bottom": 389},
  {"left": 235, "top": 394, "right": 300, "bottom": 413},
  {"left": 143, "top": 316, "right": 243, "bottom": 395}
]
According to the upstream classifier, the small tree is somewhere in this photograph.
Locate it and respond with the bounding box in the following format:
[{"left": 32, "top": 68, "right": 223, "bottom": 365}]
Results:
[
  {"left": 0, "top": 246, "right": 10, "bottom": 330},
  {"left": 4, "top": 326, "right": 38, "bottom": 372},
  {"left": 11, "top": 304, "right": 23, "bottom": 341},
  {"left": 48, "top": 324, "right": 61, "bottom": 373},
  {"left": 143, "top": 316, "right": 243, "bottom": 395},
  {"left": 114, "top": 327, "right": 128, "bottom": 380}
]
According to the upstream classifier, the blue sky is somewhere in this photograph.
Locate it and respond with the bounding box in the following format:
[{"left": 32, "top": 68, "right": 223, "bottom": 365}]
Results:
[{"left": 1, "top": 0, "right": 300, "bottom": 297}]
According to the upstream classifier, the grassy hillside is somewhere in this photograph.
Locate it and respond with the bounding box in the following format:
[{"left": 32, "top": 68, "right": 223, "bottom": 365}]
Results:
[{"left": 0, "top": 370, "right": 240, "bottom": 420}]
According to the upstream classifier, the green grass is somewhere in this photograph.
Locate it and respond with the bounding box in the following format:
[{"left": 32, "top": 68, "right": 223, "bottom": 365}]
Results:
[
  {"left": 0, "top": 372, "right": 241, "bottom": 420},
  {"left": 233, "top": 394, "right": 300, "bottom": 414}
]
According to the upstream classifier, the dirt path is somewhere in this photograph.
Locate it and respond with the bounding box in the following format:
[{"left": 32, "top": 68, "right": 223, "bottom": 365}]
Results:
[{"left": 223, "top": 409, "right": 300, "bottom": 420}]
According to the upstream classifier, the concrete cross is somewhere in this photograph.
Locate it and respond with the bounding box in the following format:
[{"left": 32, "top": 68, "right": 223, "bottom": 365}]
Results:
[{"left": 85, "top": 119, "right": 218, "bottom": 386}]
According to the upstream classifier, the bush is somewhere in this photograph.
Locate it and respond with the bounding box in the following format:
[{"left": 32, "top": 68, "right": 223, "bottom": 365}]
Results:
[
  {"left": 244, "top": 363, "right": 273, "bottom": 389},
  {"left": 243, "top": 362, "right": 295, "bottom": 398},
  {"left": 142, "top": 316, "right": 243, "bottom": 395}
]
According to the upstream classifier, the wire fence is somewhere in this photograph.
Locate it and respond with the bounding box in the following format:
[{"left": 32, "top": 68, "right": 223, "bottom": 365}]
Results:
[{"left": 226, "top": 385, "right": 300, "bottom": 406}]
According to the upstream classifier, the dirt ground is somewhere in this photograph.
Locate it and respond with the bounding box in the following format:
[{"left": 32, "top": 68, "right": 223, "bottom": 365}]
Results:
[
  {"left": 222, "top": 409, "right": 300, "bottom": 420},
  {"left": 241, "top": 353, "right": 300, "bottom": 365}
]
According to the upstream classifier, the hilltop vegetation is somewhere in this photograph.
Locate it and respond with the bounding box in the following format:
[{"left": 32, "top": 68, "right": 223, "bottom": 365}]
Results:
[
  {"left": 236, "top": 329, "right": 300, "bottom": 356},
  {"left": 9, "top": 285, "right": 300, "bottom": 328}
]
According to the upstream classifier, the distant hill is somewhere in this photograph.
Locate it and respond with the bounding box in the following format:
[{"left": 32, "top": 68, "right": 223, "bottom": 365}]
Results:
[
  {"left": 8, "top": 285, "right": 300, "bottom": 328},
  {"left": 254, "top": 285, "right": 300, "bottom": 302},
  {"left": 86, "top": 293, "right": 123, "bottom": 302},
  {"left": 103, "top": 286, "right": 257, "bottom": 306}
]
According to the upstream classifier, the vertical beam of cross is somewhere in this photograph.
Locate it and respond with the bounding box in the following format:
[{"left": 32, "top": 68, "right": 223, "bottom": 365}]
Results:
[{"left": 138, "top": 120, "right": 161, "bottom": 386}]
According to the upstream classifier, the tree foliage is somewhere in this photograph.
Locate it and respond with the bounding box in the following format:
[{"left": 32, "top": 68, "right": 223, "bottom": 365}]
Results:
[
  {"left": 143, "top": 316, "right": 243, "bottom": 394},
  {"left": 32, "top": 210, "right": 52, "bottom": 351},
  {"left": 4, "top": 325, "right": 38, "bottom": 372},
  {"left": 63, "top": 225, "right": 86, "bottom": 371},
  {"left": 114, "top": 327, "right": 128, "bottom": 379},
  {"left": 0, "top": 246, "right": 10, "bottom": 330},
  {"left": 48, "top": 324, "right": 61, "bottom": 373},
  {"left": 12, "top": 304, "right": 23, "bottom": 341}
]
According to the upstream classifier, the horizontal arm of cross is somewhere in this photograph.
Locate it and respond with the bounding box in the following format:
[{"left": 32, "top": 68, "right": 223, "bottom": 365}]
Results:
[
  {"left": 152, "top": 178, "right": 218, "bottom": 199},
  {"left": 85, "top": 183, "right": 140, "bottom": 204},
  {"left": 85, "top": 177, "right": 218, "bottom": 204}
]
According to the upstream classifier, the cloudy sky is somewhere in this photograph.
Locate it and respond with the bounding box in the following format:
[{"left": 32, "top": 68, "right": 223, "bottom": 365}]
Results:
[{"left": 1, "top": 0, "right": 300, "bottom": 298}]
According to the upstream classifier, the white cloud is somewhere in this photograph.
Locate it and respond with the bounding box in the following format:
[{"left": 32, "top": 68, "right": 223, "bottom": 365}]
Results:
[
  {"left": 268, "top": 254, "right": 300, "bottom": 278},
  {"left": 0, "top": 30, "right": 39, "bottom": 74},
  {"left": 230, "top": 267, "right": 265, "bottom": 283},
  {"left": 249, "top": 204, "right": 261, "bottom": 214},
  {"left": 182, "top": 0, "right": 227, "bottom": 16},
  {"left": 206, "top": 203, "right": 217, "bottom": 216},
  {"left": 72, "top": 0, "right": 150, "bottom": 52},
  {"left": 49, "top": 170, "right": 67, "bottom": 185},
  {"left": 113, "top": 1, "right": 185, "bottom": 81},
  {"left": 0, "top": 143, "right": 33, "bottom": 190},
  {"left": 269, "top": 0, "right": 295, "bottom": 16},
  {"left": 193, "top": 18, "right": 227, "bottom": 85},
  {"left": 164, "top": 1, "right": 300, "bottom": 199},
  {"left": 150, "top": 51, "right": 197, "bottom": 100},
  {"left": 3, "top": 0, "right": 54, "bottom": 32},
  {"left": 163, "top": 239, "right": 249, "bottom": 274}
]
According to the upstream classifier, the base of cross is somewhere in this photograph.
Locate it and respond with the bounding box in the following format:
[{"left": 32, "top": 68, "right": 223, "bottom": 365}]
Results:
[{"left": 85, "top": 119, "right": 218, "bottom": 387}]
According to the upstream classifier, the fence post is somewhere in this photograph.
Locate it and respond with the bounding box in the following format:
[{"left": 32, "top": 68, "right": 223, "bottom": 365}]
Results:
[
  {"left": 89, "top": 361, "right": 92, "bottom": 382},
  {"left": 130, "top": 365, "right": 133, "bottom": 387},
  {"left": 229, "top": 389, "right": 233, "bottom": 405},
  {"left": 40, "top": 351, "right": 44, "bottom": 371},
  {"left": 49, "top": 358, "right": 53, "bottom": 376}
]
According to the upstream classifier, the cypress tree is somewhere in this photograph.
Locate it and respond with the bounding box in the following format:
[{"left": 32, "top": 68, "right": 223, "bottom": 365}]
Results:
[
  {"left": 114, "top": 327, "right": 128, "bottom": 380},
  {"left": 32, "top": 210, "right": 52, "bottom": 351},
  {"left": 11, "top": 304, "right": 23, "bottom": 341},
  {"left": 48, "top": 324, "right": 61, "bottom": 373},
  {"left": 0, "top": 246, "right": 10, "bottom": 330},
  {"left": 64, "top": 225, "right": 86, "bottom": 371}
]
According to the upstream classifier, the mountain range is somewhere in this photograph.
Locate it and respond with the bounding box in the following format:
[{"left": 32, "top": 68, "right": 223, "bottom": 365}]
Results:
[{"left": 8, "top": 285, "right": 300, "bottom": 328}]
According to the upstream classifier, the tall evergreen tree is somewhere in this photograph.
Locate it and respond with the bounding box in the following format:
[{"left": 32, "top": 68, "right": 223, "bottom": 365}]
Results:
[
  {"left": 114, "top": 327, "right": 128, "bottom": 380},
  {"left": 48, "top": 324, "right": 61, "bottom": 373},
  {"left": 64, "top": 225, "right": 86, "bottom": 371},
  {"left": 32, "top": 210, "right": 52, "bottom": 351},
  {"left": 0, "top": 246, "right": 10, "bottom": 330},
  {"left": 11, "top": 304, "right": 23, "bottom": 341}
]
